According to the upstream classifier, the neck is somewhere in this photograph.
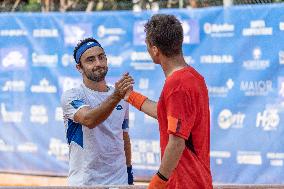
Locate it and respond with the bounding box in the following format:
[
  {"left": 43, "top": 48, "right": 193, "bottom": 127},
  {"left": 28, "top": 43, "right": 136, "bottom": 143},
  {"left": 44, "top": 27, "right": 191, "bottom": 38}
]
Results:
[
  {"left": 160, "top": 55, "right": 188, "bottom": 78},
  {"left": 83, "top": 77, "right": 108, "bottom": 92}
]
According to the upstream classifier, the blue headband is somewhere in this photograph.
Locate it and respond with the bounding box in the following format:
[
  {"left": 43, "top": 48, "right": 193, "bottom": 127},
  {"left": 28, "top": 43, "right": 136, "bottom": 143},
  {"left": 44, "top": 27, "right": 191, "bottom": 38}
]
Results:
[{"left": 75, "top": 41, "right": 102, "bottom": 63}]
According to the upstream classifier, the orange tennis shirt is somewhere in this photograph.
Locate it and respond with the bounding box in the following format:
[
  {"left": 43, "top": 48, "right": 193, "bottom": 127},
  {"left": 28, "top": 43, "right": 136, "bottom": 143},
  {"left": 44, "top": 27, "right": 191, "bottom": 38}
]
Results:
[{"left": 157, "top": 66, "right": 213, "bottom": 189}]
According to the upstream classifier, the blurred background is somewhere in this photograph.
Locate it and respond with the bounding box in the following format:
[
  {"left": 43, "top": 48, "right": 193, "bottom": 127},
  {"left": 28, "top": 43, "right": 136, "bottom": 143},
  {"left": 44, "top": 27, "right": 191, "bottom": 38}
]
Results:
[
  {"left": 0, "top": 0, "right": 284, "bottom": 187},
  {"left": 1, "top": 0, "right": 284, "bottom": 12}
]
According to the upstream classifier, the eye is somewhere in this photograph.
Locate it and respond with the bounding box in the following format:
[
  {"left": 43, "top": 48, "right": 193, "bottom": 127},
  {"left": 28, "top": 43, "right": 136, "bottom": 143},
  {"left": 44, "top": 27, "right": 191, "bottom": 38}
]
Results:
[
  {"left": 98, "top": 54, "right": 106, "bottom": 60},
  {"left": 87, "top": 57, "right": 95, "bottom": 62}
]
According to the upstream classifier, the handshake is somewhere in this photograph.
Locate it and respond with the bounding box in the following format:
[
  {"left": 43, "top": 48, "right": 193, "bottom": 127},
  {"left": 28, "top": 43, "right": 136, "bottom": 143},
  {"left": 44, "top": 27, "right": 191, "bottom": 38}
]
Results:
[
  {"left": 113, "top": 72, "right": 135, "bottom": 101},
  {"left": 112, "top": 72, "right": 148, "bottom": 111}
]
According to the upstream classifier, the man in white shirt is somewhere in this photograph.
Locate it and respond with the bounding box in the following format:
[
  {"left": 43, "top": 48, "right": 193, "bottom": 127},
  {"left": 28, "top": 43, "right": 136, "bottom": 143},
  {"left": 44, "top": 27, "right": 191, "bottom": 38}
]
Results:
[{"left": 61, "top": 37, "right": 134, "bottom": 186}]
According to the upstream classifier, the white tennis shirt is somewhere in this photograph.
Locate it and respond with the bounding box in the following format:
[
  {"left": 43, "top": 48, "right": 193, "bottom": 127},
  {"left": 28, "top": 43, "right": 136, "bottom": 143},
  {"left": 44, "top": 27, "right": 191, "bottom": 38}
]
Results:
[{"left": 61, "top": 83, "right": 129, "bottom": 186}]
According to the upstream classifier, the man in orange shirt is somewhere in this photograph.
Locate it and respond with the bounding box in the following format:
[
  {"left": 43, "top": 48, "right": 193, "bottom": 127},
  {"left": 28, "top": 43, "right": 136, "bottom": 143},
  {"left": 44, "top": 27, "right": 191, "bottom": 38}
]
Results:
[{"left": 125, "top": 14, "right": 213, "bottom": 188}]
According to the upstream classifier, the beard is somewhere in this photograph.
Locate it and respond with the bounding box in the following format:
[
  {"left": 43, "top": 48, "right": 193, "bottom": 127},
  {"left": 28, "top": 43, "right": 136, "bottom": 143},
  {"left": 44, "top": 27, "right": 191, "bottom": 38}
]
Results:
[{"left": 84, "top": 66, "right": 108, "bottom": 82}]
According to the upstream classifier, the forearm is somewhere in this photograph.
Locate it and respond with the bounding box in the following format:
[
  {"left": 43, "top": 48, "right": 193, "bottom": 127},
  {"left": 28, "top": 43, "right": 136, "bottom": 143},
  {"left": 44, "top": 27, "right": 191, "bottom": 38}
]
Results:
[
  {"left": 141, "top": 99, "right": 157, "bottom": 119},
  {"left": 81, "top": 93, "right": 121, "bottom": 128},
  {"left": 125, "top": 91, "right": 157, "bottom": 119},
  {"left": 123, "top": 132, "right": 132, "bottom": 166},
  {"left": 158, "top": 135, "right": 185, "bottom": 179}
]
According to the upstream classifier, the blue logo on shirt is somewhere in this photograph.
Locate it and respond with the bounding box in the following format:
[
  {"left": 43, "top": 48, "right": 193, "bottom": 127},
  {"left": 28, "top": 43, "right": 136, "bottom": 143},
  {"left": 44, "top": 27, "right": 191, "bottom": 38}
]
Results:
[
  {"left": 70, "top": 99, "right": 85, "bottom": 109},
  {"left": 116, "top": 105, "right": 123, "bottom": 110},
  {"left": 67, "top": 119, "right": 83, "bottom": 148}
]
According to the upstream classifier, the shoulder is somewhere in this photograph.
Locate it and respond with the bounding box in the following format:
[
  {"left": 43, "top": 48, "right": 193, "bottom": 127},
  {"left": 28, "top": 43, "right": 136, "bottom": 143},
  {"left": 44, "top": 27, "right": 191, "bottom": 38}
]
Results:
[
  {"left": 163, "top": 71, "right": 189, "bottom": 92},
  {"left": 62, "top": 87, "right": 81, "bottom": 98},
  {"left": 164, "top": 67, "right": 205, "bottom": 96},
  {"left": 61, "top": 87, "right": 82, "bottom": 104}
]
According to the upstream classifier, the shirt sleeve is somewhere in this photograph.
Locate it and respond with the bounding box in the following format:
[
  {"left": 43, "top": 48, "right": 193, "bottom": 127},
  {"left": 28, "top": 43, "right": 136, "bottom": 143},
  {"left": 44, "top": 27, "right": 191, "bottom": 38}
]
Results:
[
  {"left": 165, "top": 89, "right": 196, "bottom": 140},
  {"left": 61, "top": 89, "right": 89, "bottom": 122},
  {"left": 122, "top": 102, "right": 129, "bottom": 132}
]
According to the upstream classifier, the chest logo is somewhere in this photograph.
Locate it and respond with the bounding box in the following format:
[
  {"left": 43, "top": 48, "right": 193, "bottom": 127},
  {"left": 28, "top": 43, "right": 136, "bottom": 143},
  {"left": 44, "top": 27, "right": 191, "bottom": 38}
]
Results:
[{"left": 116, "top": 105, "right": 123, "bottom": 110}]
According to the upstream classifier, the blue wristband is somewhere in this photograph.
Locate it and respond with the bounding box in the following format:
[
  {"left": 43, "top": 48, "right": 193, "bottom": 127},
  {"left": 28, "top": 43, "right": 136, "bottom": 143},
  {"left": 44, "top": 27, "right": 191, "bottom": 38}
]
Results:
[{"left": 127, "top": 165, "right": 134, "bottom": 185}]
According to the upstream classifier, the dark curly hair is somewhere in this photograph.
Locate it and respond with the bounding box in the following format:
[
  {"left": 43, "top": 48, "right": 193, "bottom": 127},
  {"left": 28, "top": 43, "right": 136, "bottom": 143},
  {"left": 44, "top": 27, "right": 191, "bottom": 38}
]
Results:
[
  {"left": 144, "top": 14, "right": 183, "bottom": 57},
  {"left": 73, "top": 37, "right": 102, "bottom": 63}
]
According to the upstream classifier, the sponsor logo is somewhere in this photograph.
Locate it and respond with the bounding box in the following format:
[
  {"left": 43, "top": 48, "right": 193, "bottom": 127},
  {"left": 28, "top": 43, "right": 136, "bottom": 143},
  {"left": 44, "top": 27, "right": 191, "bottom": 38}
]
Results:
[
  {"left": 243, "top": 48, "right": 269, "bottom": 70},
  {"left": 267, "top": 152, "right": 284, "bottom": 167},
  {"left": 2, "top": 80, "right": 25, "bottom": 92},
  {"left": 30, "top": 105, "right": 48, "bottom": 124},
  {"left": 61, "top": 53, "right": 75, "bottom": 67},
  {"left": 32, "top": 53, "right": 58, "bottom": 67},
  {"left": 116, "top": 105, "right": 123, "bottom": 110},
  {"left": 256, "top": 109, "right": 280, "bottom": 131},
  {"left": 33, "top": 29, "right": 58, "bottom": 38},
  {"left": 131, "top": 52, "right": 151, "bottom": 61},
  {"left": 218, "top": 109, "right": 245, "bottom": 129},
  {"left": 242, "top": 20, "right": 273, "bottom": 36},
  {"left": 59, "top": 77, "right": 81, "bottom": 93},
  {"left": 204, "top": 23, "right": 234, "bottom": 37},
  {"left": 240, "top": 80, "right": 273, "bottom": 96},
  {"left": 0, "top": 29, "right": 27, "bottom": 37},
  {"left": 1, "top": 48, "right": 27, "bottom": 69},
  {"left": 97, "top": 25, "right": 126, "bottom": 46},
  {"left": 17, "top": 142, "right": 38, "bottom": 153},
  {"left": 64, "top": 24, "right": 92, "bottom": 46},
  {"left": 48, "top": 138, "right": 68, "bottom": 161},
  {"left": 208, "top": 79, "right": 234, "bottom": 97},
  {"left": 0, "top": 103, "right": 23, "bottom": 123},
  {"left": 200, "top": 55, "right": 233, "bottom": 64},
  {"left": 130, "top": 51, "right": 155, "bottom": 70},
  {"left": 30, "top": 78, "right": 57, "bottom": 93},
  {"left": 97, "top": 25, "right": 125, "bottom": 38},
  {"left": 237, "top": 151, "right": 262, "bottom": 165}
]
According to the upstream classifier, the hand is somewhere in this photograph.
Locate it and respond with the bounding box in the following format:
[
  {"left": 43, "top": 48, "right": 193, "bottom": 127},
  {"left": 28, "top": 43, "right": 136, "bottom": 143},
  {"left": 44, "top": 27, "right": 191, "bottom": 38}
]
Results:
[
  {"left": 148, "top": 174, "right": 167, "bottom": 189},
  {"left": 114, "top": 73, "right": 134, "bottom": 99},
  {"left": 127, "top": 165, "right": 134, "bottom": 185},
  {"left": 124, "top": 85, "right": 133, "bottom": 101}
]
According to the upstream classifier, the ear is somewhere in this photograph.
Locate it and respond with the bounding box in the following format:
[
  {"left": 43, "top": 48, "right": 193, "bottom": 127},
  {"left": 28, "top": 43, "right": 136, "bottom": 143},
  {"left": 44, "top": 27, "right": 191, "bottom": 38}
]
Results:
[
  {"left": 76, "top": 64, "right": 83, "bottom": 74},
  {"left": 152, "top": 46, "right": 159, "bottom": 56}
]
